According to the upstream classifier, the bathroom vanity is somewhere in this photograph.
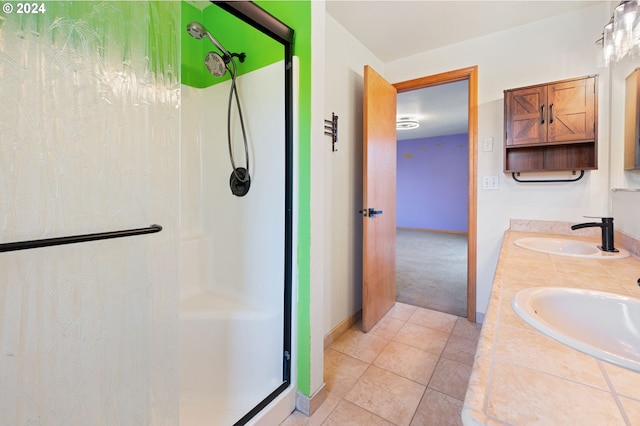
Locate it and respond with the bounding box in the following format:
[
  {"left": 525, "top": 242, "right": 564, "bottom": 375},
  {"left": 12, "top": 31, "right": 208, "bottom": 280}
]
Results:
[{"left": 462, "top": 225, "right": 640, "bottom": 424}]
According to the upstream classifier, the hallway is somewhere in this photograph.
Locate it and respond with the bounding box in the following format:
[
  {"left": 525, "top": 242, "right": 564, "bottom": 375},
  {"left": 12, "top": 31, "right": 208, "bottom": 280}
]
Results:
[{"left": 281, "top": 303, "right": 481, "bottom": 425}]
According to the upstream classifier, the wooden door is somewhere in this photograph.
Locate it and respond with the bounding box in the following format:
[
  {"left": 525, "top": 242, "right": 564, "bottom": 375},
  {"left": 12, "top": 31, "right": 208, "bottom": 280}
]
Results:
[
  {"left": 505, "top": 85, "right": 547, "bottom": 146},
  {"left": 547, "top": 77, "right": 596, "bottom": 143},
  {"left": 362, "top": 65, "right": 397, "bottom": 332}
]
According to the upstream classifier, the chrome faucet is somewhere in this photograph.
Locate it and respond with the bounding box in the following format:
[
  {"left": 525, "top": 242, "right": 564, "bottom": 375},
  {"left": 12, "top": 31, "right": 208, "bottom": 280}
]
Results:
[{"left": 570, "top": 217, "right": 619, "bottom": 253}]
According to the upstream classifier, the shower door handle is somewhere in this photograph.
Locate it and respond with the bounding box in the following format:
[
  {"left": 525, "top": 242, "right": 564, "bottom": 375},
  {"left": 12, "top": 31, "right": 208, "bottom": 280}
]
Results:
[{"left": 359, "top": 208, "right": 383, "bottom": 218}]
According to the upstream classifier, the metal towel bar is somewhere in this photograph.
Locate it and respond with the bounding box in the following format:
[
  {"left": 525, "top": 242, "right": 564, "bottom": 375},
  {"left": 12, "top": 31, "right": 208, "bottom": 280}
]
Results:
[
  {"left": 0, "top": 224, "right": 162, "bottom": 253},
  {"left": 511, "top": 170, "right": 585, "bottom": 183}
]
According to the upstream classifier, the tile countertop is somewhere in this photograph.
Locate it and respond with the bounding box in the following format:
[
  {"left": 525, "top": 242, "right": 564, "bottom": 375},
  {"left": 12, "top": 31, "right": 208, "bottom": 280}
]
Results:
[{"left": 462, "top": 230, "right": 640, "bottom": 425}]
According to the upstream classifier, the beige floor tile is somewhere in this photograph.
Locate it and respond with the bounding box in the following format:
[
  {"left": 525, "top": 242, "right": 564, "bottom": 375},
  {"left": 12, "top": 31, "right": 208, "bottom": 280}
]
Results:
[
  {"left": 487, "top": 360, "right": 625, "bottom": 425},
  {"left": 386, "top": 302, "right": 418, "bottom": 321},
  {"left": 451, "top": 317, "right": 482, "bottom": 341},
  {"left": 324, "top": 348, "right": 369, "bottom": 397},
  {"left": 370, "top": 315, "right": 406, "bottom": 339},
  {"left": 410, "top": 389, "right": 463, "bottom": 426},
  {"left": 329, "top": 326, "right": 390, "bottom": 363},
  {"left": 428, "top": 358, "right": 473, "bottom": 400},
  {"left": 408, "top": 307, "right": 458, "bottom": 333},
  {"left": 323, "top": 400, "right": 394, "bottom": 426},
  {"left": 345, "top": 365, "right": 425, "bottom": 426},
  {"left": 394, "top": 321, "right": 450, "bottom": 356},
  {"left": 441, "top": 334, "right": 477, "bottom": 366},
  {"left": 282, "top": 303, "right": 474, "bottom": 426},
  {"left": 373, "top": 340, "right": 440, "bottom": 385},
  {"left": 279, "top": 392, "right": 341, "bottom": 426}
]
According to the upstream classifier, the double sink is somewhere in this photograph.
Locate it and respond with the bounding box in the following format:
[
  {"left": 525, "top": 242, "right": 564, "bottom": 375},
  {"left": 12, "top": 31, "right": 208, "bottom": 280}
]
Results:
[{"left": 511, "top": 236, "right": 640, "bottom": 372}]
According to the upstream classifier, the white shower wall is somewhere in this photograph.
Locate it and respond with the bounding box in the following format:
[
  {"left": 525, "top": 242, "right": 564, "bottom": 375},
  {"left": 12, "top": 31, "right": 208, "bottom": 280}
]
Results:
[
  {"left": 181, "top": 61, "right": 286, "bottom": 309},
  {"left": 179, "top": 60, "right": 288, "bottom": 425}
]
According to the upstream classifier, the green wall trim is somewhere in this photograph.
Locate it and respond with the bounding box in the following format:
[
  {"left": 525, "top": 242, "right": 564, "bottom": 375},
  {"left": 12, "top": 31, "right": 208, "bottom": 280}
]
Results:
[{"left": 255, "top": 0, "right": 312, "bottom": 398}]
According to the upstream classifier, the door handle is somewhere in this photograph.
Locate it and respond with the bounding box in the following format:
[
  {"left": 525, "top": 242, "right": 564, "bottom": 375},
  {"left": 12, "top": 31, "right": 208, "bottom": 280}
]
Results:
[
  {"left": 541, "top": 104, "right": 545, "bottom": 124},
  {"left": 359, "top": 208, "right": 383, "bottom": 217}
]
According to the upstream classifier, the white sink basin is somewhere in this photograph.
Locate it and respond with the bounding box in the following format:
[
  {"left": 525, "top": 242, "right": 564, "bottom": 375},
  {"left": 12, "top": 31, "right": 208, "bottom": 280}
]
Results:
[
  {"left": 514, "top": 237, "right": 630, "bottom": 259},
  {"left": 512, "top": 287, "right": 640, "bottom": 372}
]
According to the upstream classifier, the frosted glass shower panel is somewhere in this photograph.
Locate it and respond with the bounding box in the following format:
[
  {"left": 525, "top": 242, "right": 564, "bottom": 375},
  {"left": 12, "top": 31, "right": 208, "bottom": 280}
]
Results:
[{"left": 0, "top": 2, "right": 180, "bottom": 425}]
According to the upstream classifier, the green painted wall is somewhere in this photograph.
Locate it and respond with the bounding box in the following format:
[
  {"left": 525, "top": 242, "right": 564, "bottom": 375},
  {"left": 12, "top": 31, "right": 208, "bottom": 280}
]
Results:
[
  {"left": 181, "top": 2, "right": 205, "bottom": 87},
  {"left": 256, "top": 1, "right": 312, "bottom": 398},
  {"left": 180, "top": 1, "right": 313, "bottom": 397},
  {"left": 182, "top": 2, "right": 285, "bottom": 88}
]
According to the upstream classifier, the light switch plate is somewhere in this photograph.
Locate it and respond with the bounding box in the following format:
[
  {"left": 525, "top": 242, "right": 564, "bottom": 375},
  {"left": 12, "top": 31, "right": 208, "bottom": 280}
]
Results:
[
  {"left": 482, "top": 175, "right": 499, "bottom": 190},
  {"left": 482, "top": 137, "right": 494, "bottom": 152}
]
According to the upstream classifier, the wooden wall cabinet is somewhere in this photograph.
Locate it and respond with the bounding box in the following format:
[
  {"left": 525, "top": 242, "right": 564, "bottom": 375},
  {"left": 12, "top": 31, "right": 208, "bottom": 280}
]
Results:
[
  {"left": 504, "top": 75, "right": 598, "bottom": 173},
  {"left": 624, "top": 68, "right": 640, "bottom": 170}
]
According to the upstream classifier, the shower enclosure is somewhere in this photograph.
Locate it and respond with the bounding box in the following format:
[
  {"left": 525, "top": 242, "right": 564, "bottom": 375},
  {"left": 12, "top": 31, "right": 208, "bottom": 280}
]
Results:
[
  {"left": 0, "top": 1, "right": 293, "bottom": 425},
  {"left": 179, "top": 3, "right": 294, "bottom": 425}
]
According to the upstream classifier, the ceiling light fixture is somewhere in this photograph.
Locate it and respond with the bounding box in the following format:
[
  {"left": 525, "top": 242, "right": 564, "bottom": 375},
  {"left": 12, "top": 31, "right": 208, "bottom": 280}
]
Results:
[
  {"left": 597, "top": 0, "right": 640, "bottom": 66},
  {"left": 396, "top": 119, "right": 420, "bottom": 130}
]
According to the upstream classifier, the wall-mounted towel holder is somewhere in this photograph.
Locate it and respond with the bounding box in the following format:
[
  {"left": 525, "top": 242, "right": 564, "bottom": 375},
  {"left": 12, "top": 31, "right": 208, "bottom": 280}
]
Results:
[
  {"left": 324, "top": 112, "right": 338, "bottom": 152},
  {"left": 511, "top": 170, "right": 584, "bottom": 183},
  {"left": 0, "top": 224, "right": 162, "bottom": 253}
]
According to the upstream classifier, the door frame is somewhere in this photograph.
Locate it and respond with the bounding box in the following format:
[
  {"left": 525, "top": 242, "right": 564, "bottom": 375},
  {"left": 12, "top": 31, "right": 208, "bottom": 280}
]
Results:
[{"left": 394, "top": 66, "right": 478, "bottom": 322}]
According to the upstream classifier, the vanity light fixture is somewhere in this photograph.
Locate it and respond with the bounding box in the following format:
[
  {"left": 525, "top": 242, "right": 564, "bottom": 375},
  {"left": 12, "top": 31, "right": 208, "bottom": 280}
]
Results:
[
  {"left": 597, "top": 0, "right": 640, "bottom": 66},
  {"left": 396, "top": 118, "right": 420, "bottom": 130}
]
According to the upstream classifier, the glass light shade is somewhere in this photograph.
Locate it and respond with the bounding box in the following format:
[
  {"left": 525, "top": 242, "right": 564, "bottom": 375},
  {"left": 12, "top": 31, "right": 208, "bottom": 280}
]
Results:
[
  {"left": 632, "top": 4, "right": 640, "bottom": 58},
  {"left": 614, "top": 1, "right": 638, "bottom": 60},
  {"left": 614, "top": 0, "right": 638, "bottom": 33},
  {"left": 604, "top": 20, "right": 616, "bottom": 65}
]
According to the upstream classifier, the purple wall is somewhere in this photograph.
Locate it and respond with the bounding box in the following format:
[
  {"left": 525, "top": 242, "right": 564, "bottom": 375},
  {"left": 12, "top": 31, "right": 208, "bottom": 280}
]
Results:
[{"left": 396, "top": 133, "right": 468, "bottom": 232}]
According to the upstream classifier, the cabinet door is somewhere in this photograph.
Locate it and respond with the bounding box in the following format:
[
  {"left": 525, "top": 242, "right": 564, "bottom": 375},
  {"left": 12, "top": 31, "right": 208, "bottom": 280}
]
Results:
[
  {"left": 505, "top": 85, "right": 547, "bottom": 146},
  {"left": 547, "top": 77, "right": 596, "bottom": 143}
]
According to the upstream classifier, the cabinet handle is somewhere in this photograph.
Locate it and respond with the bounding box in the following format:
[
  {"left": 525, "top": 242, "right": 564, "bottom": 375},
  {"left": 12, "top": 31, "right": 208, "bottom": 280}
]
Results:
[
  {"left": 541, "top": 104, "right": 545, "bottom": 124},
  {"left": 549, "top": 103, "right": 554, "bottom": 124}
]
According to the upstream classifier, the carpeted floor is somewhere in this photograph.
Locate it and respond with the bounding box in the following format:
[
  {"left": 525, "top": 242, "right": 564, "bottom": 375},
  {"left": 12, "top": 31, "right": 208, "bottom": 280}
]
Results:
[{"left": 396, "top": 229, "right": 468, "bottom": 317}]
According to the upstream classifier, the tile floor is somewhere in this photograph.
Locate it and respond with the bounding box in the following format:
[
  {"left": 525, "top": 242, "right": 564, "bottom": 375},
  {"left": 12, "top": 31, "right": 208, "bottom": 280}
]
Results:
[{"left": 281, "top": 302, "right": 482, "bottom": 426}]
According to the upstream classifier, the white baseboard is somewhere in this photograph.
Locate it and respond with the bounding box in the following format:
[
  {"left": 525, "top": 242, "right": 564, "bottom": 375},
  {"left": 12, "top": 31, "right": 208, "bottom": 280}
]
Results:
[{"left": 295, "top": 383, "right": 327, "bottom": 417}]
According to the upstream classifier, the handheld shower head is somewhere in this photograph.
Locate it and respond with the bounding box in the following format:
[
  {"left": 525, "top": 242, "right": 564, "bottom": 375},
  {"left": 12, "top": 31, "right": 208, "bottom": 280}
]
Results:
[
  {"left": 186, "top": 21, "right": 231, "bottom": 59},
  {"left": 186, "top": 21, "right": 206, "bottom": 39}
]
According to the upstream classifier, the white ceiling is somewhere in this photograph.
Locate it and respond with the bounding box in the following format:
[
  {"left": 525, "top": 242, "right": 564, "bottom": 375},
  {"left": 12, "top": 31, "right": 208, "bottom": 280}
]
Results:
[
  {"left": 325, "top": 1, "right": 605, "bottom": 140},
  {"left": 396, "top": 79, "right": 469, "bottom": 140},
  {"left": 326, "top": 1, "right": 604, "bottom": 63}
]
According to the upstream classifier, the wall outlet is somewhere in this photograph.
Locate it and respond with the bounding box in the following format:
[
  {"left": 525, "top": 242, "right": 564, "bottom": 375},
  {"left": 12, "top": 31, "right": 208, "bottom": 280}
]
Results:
[{"left": 482, "top": 175, "right": 499, "bottom": 190}]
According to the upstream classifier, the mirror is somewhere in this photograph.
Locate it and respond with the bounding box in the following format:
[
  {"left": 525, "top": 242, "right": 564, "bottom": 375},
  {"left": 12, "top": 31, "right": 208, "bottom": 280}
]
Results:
[
  {"left": 624, "top": 68, "right": 640, "bottom": 170},
  {"left": 608, "top": 55, "right": 640, "bottom": 188}
]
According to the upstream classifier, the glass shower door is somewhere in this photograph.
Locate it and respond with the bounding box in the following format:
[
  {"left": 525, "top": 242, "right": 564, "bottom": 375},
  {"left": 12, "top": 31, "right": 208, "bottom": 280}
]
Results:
[{"left": 0, "top": 2, "right": 181, "bottom": 424}]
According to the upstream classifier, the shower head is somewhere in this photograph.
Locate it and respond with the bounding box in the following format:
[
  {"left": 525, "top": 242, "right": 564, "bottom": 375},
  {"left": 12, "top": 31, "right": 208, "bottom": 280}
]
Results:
[
  {"left": 186, "top": 21, "right": 207, "bottom": 40},
  {"left": 186, "top": 21, "right": 231, "bottom": 59},
  {"left": 205, "top": 52, "right": 227, "bottom": 77}
]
